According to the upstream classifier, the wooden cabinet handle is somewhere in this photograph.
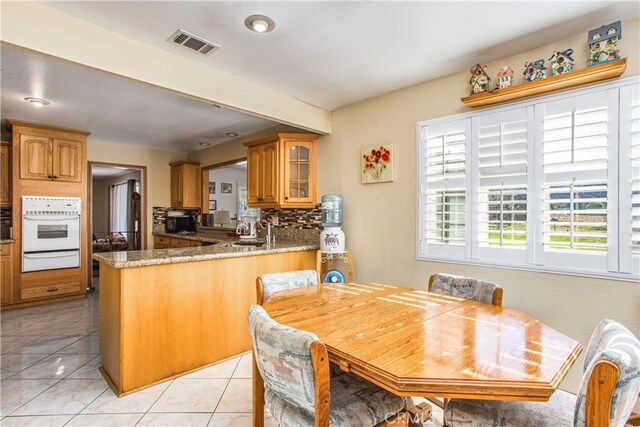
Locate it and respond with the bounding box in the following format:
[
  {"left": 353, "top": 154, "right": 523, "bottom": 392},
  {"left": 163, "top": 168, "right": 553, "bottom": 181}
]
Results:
[
  {"left": 46, "top": 288, "right": 59, "bottom": 293},
  {"left": 52, "top": 176, "right": 58, "bottom": 180},
  {"left": 285, "top": 196, "right": 289, "bottom": 200}
]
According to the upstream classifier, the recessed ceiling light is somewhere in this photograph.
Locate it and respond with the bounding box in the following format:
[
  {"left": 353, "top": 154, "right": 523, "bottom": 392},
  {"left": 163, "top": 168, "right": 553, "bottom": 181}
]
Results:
[
  {"left": 244, "top": 15, "right": 275, "bottom": 33},
  {"left": 24, "top": 97, "right": 50, "bottom": 107},
  {"left": 199, "top": 142, "right": 211, "bottom": 147},
  {"left": 226, "top": 132, "right": 239, "bottom": 137}
]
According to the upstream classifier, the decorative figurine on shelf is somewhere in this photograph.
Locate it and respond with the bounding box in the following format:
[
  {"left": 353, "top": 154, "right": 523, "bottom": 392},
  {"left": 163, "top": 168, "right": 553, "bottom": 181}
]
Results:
[
  {"left": 523, "top": 59, "right": 547, "bottom": 82},
  {"left": 469, "top": 63, "right": 491, "bottom": 94},
  {"left": 588, "top": 21, "right": 622, "bottom": 66},
  {"left": 496, "top": 66, "right": 514, "bottom": 89},
  {"left": 549, "top": 49, "right": 575, "bottom": 76}
]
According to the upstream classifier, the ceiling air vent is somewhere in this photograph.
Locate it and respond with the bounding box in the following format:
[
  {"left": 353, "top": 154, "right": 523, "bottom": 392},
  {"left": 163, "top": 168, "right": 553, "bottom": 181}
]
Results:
[{"left": 168, "top": 29, "right": 220, "bottom": 55}]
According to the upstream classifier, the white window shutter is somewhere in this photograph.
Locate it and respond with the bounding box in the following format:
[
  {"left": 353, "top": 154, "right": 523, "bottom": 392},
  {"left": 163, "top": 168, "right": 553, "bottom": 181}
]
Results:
[
  {"left": 619, "top": 83, "right": 640, "bottom": 274},
  {"left": 421, "top": 118, "right": 469, "bottom": 258},
  {"left": 474, "top": 107, "right": 531, "bottom": 263}
]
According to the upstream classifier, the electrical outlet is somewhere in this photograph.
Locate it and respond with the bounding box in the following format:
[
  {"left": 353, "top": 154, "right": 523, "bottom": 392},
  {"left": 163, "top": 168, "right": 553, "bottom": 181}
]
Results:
[{"left": 271, "top": 215, "right": 279, "bottom": 225}]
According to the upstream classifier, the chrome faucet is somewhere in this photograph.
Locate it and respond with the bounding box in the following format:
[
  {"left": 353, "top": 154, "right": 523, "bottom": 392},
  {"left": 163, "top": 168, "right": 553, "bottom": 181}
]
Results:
[{"left": 266, "top": 222, "right": 273, "bottom": 245}]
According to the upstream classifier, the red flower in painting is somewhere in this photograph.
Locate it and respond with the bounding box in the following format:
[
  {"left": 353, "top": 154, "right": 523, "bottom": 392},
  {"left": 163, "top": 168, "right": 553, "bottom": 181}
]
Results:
[{"left": 362, "top": 145, "right": 392, "bottom": 181}]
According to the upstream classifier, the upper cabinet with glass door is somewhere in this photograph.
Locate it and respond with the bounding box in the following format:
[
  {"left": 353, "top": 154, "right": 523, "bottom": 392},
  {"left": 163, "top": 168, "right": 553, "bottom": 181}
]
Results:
[{"left": 244, "top": 133, "right": 319, "bottom": 208}]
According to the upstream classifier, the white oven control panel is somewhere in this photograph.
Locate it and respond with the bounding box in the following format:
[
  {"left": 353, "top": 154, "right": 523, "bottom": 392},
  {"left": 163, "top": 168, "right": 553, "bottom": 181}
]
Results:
[{"left": 22, "top": 196, "right": 81, "bottom": 216}]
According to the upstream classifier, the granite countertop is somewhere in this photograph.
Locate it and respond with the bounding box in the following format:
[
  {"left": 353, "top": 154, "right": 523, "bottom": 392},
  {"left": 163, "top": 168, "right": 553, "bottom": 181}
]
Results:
[
  {"left": 0, "top": 239, "right": 15, "bottom": 244},
  {"left": 93, "top": 239, "right": 319, "bottom": 269},
  {"left": 152, "top": 231, "right": 230, "bottom": 244}
]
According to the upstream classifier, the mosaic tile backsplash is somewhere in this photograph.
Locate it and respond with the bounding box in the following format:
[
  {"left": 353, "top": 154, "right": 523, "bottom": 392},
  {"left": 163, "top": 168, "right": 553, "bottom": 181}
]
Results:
[{"left": 261, "top": 204, "right": 322, "bottom": 230}]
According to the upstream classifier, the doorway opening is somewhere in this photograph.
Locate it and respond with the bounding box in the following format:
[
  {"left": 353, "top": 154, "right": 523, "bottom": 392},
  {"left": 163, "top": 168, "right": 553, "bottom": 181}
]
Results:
[
  {"left": 88, "top": 162, "right": 147, "bottom": 290},
  {"left": 200, "top": 158, "right": 257, "bottom": 228}
]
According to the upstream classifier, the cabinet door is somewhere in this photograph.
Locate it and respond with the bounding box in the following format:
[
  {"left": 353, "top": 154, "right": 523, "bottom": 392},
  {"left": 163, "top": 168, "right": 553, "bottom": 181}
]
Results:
[
  {"left": 19, "top": 135, "right": 51, "bottom": 180},
  {"left": 0, "top": 146, "right": 10, "bottom": 206},
  {"left": 52, "top": 139, "right": 82, "bottom": 182},
  {"left": 246, "top": 146, "right": 262, "bottom": 205},
  {"left": 261, "top": 142, "right": 279, "bottom": 204},
  {"left": 171, "top": 165, "right": 183, "bottom": 207},
  {"left": 283, "top": 139, "right": 315, "bottom": 205},
  {"left": 181, "top": 164, "right": 201, "bottom": 208},
  {"left": 1, "top": 250, "right": 12, "bottom": 305}
]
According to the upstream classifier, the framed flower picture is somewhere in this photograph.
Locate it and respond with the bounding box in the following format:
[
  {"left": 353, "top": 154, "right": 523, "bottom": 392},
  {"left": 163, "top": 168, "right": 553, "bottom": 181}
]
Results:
[{"left": 361, "top": 144, "right": 394, "bottom": 184}]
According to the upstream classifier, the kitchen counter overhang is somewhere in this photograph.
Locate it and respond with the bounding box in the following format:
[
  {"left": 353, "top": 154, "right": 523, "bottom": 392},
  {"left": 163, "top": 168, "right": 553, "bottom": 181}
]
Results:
[
  {"left": 93, "top": 240, "right": 319, "bottom": 269},
  {"left": 94, "top": 240, "right": 318, "bottom": 396}
]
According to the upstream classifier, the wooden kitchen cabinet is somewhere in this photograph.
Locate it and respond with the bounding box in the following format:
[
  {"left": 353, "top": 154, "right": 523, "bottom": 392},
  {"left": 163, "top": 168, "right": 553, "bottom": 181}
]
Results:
[
  {"left": 0, "top": 143, "right": 10, "bottom": 206},
  {"left": 246, "top": 141, "right": 278, "bottom": 206},
  {"left": 154, "top": 235, "right": 203, "bottom": 249},
  {"left": 15, "top": 124, "right": 86, "bottom": 183},
  {"left": 170, "top": 238, "right": 191, "bottom": 248},
  {"left": 1, "top": 244, "right": 12, "bottom": 305},
  {"left": 170, "top": 162, "right": 200, "bottom": 208},
  {"left": 7, "top": 120, "right": 89, "bottom": 308},
  {"left": 244, "top": 133, "right": 319, "bottom": 208},
  {"left": 154, "top": 236, "right": 170, "bottom": 249}
]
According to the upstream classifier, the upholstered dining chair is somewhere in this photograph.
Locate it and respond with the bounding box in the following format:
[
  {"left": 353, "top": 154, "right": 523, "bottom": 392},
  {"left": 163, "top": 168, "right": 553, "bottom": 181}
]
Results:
[
  {"left": 425, "top": 273, "right": 504, "bottom": 416},
  {"left": 443, "top": 319, "right": 640, "bottom": 427},
  {"left": 248, "top": 304, "right": 408, "bottom": 426},
  {"left": 428, "top": 273, "right": 503, "bottom": 306},
  {"left": 256, "top": 269, "right": 320, "bottom": 305}
]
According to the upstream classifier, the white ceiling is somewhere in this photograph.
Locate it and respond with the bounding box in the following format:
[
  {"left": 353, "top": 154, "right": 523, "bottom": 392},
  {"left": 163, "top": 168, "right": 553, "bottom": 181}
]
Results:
[
  {"left": 44, "top": 1, "right": 640, "bottom": 110},
  {"left": 92, "top": 166, "right": 139, "bottom": 178},
  {"left": 0, "top": 46, "right": 281, "bottom": 152}
]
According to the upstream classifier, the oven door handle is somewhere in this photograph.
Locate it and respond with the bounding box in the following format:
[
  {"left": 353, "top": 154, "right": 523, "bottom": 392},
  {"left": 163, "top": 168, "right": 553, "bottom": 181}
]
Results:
[
  {"left": 23, "top": 215, "right": 80, "bottom": 221},
  {"left": 24, "top": 251, "right": 79, "bottom": 259}
]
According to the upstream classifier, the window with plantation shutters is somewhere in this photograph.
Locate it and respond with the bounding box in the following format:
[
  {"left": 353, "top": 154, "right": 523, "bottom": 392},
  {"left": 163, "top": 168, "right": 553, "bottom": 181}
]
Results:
[
  {"left": 419, "top": 118, "right": 469, "bottom": 258},
  {"left": 473, "top": 107, "right": 532, "bottom": 260},
  {"left": 539, "top": 92, "right": 613, "bottom": 263},
  {"left": 417, "top": 79, "right": 638, "bottom": 280}
]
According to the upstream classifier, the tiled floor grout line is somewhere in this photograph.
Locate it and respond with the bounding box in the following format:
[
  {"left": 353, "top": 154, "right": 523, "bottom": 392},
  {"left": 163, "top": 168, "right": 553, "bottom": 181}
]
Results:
[
  {"left": 132, "top": 377, "right": 176, "bottom": 426},
  {"left": 6, "top": 377, "right": 63, "bottom": 417}
]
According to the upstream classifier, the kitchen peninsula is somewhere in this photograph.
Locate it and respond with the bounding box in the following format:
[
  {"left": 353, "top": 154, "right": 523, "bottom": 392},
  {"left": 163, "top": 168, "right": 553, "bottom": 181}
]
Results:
[{"left": 93, "top": 240, "right": 318, "bottom": 396}]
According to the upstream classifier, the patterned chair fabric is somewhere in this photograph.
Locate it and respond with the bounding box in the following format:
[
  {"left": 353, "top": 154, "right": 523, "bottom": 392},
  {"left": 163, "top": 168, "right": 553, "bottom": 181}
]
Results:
[
  {"left": 258, "top": 270, "right": 319, "bottom": 304},
  {"left": 248, "top": 305, "right": 317, "bottom": 414},
  {"left": 248, "top": 305, "right": 405, "bottom": 426},
  {"left": 574, "top": 319, "right": 640, "bottom": 427},
  {"left": 430, "top": 273, "right": 500, "bottom": 305},
  {"left": 444, "top": 389, "right": 576, "bottom": 427},
  {"left": 265, "top": 370, "right": 405, "bottom": 427},
  {"left": 444, "top": 319, "right": 640, "bottom": 427}
]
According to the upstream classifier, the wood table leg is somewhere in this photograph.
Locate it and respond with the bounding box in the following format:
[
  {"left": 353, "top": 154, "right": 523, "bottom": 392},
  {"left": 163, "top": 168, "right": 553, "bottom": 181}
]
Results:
[
  {"left": 405, "top": 397, "right": 432, "bottom": 427},
  {"left": 252, "top": 352, "right": 264, "bottom": 427}
]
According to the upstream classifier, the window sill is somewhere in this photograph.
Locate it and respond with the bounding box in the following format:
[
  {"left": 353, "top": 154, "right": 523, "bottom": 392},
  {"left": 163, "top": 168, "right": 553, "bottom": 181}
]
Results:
[{"left": 416, "top": 253, "right": 639, "bottom": 282}]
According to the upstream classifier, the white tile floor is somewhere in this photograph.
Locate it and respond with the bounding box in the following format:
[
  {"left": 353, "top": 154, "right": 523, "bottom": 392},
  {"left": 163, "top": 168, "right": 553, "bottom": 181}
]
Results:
[{"left": 1, "top": 293, "right": 442, "bottom": 426}]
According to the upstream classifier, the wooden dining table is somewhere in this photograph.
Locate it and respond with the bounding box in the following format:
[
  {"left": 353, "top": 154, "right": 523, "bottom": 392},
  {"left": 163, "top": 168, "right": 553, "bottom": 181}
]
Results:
[{"left": 256, "top": 282, "right": 582, "bottom": 425}]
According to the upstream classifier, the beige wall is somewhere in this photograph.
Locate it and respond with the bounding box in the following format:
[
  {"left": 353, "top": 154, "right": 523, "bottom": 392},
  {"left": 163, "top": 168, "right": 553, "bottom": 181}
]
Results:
[
  {"left": 87, "top": 141, "right": 187, "bottom": 246},
  {"left": 92, "top": 170, "right": 141, "bottom": 237},
  {"left": 317, "top": 18, "right": 640, "bottom": 393}
]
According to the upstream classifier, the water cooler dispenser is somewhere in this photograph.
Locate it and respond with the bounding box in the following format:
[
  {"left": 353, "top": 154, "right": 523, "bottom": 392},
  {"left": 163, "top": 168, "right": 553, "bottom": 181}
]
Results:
[
  {"left": 319, "top": 195, "right": 345, "bottom": 252},
  {"left": 318, "top": 195, "right": 351, "bottom": 283}
]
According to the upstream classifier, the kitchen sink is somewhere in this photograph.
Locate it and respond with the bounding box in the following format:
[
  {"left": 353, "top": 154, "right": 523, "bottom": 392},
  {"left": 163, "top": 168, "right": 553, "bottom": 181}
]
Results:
[{"left": 219, "top": 241, "right": 266, "bottom": 248}]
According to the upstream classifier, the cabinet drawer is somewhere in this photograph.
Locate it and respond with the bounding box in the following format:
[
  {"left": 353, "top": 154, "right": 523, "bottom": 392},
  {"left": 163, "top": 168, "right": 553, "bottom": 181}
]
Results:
[
  {"left": 21, "top": 282, "right": 82, "bottom": 300},
  {"left": 171, "top": 238, "right": 190, "bottom": 248},
  {"left": 154, "top": 236, "right": 170, "bottom": 249},
  {"left": 190, "top": 241, "right": 202, "bottom": 247},
  {"left": 0, "top": 244, "right": 11, "bottom": 256}
]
